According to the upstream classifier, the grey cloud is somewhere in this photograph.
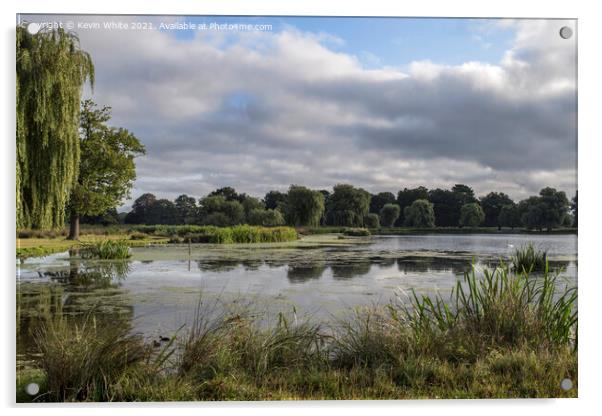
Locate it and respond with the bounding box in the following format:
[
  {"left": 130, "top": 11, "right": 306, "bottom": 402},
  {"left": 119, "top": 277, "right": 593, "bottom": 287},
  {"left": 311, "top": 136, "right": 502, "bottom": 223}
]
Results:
[{"left": 23, "top": 16, "right": 577, "bottom": 206}]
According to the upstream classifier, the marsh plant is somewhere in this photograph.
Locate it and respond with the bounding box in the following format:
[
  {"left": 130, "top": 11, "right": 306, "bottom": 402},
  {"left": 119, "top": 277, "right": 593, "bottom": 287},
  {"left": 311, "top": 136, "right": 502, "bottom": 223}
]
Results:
[
  {"left": 20, "top": 265, "right": 577, "bottom": 401},
  {"left": 511, "top": 243, "right": 548, "bottom": 273},
  {"left": 31, "top": 312, "right": 146, "bottom": 401},
  {"left": 133, "top": 224, "right": 298, "bottom": 244},
  {"left": 81, "top": 240, "right": 131, "bottom": 260}
]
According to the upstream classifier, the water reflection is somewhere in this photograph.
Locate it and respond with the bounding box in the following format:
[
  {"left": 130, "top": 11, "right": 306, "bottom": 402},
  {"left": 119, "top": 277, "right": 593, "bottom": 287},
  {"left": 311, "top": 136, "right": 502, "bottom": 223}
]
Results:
[
  {"left": 287, "top": 263, "right": 326, "bottom": 283},
  {"left": 397, "top": 256, "right": 472, "bottom": 274},
  {"left": 331, "top": 262, "right": 372, "bottom": 280},
  {"left": 17, "top": 254, "right": 135, "bottom": 356}
]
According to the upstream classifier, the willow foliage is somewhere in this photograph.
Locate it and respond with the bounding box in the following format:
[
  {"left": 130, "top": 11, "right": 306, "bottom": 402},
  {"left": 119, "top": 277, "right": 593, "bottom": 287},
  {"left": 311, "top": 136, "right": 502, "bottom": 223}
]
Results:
[{"left": 16, "top": 27, "right": 94, "bottom": 229}]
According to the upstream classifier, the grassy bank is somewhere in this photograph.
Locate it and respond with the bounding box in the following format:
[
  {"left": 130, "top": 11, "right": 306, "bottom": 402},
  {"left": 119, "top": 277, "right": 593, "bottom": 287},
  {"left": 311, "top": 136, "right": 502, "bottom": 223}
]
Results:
[
  {"left": 16, "top": 234, "right": 168, "bottom": 260},
  {"left": 17, "top": 264, "right": 577, "bottom": 401},
  {"left": 16, "top": 225, "right": 298, "bottom": 259}
]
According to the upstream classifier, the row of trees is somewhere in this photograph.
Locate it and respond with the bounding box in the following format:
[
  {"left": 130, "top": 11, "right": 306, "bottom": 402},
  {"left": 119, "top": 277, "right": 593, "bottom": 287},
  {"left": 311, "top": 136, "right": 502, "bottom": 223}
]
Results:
[{"left": 112, "top": 183, "right": 576, "bottom": 231}]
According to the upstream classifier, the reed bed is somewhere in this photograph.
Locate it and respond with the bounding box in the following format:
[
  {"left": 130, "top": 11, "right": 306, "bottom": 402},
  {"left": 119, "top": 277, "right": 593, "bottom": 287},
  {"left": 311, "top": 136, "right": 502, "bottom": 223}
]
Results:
[{"left": 81, "top": 240, "right": 131, "bottom": 259}]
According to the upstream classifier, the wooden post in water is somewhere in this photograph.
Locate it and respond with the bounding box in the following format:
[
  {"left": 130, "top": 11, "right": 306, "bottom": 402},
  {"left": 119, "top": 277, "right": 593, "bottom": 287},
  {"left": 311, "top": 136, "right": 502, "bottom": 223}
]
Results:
[{"left": 188, "top": 238, "right": 191, "bottom": 271}]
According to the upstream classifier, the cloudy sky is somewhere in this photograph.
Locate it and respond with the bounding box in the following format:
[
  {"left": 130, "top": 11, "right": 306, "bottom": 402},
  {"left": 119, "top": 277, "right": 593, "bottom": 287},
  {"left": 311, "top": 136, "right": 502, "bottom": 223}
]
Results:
[{"left": 22, "top": 15, "right": 578, "bottom": 208}]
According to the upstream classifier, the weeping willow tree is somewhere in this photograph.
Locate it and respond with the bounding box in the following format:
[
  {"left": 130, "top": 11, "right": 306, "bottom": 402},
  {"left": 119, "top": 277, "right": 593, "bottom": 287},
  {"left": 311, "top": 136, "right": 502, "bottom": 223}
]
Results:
[{"left": 16, "top": 27, "right": 94, "bottom": 229}]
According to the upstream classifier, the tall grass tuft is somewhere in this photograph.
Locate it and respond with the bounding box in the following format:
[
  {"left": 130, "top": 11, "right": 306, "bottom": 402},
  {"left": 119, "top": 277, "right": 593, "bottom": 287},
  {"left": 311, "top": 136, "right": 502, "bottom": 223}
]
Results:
[
  {"left": 32, "top": 313, "right": 147, "bottom": 401},
  {"left": 396, "top": 265, "right": 577, "bottom": 357},
  {"left": 82, "top": 240, "right": 131, "bottom": 259},
  {"left": 511, "top": 243, "right": 548, "bottom": 273}
]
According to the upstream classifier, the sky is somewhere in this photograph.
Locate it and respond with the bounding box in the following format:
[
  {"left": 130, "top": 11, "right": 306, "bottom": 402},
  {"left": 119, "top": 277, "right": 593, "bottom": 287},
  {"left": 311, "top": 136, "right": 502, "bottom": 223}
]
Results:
[{"left": 20, "top": 15, "right": 578, "bottom": 209}]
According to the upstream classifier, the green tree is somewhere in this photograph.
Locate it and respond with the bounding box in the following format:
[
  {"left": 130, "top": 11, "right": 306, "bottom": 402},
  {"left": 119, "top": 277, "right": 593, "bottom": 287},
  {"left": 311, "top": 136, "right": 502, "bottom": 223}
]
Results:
[
  {"left": 538, "top": 187, "right": 570, "bottom": 230},
  {"left": 379, "top": 203, "right": 401, "bottom": 227},
  {"left": 396, "top": 186, "right": 429, "bottom": 225},
  {"left": 427, "top": 188, "right": 457, "bottom": 227},
  {"left": 264, "top": 190, "right": 287, "bottom": 210},
  {"left": 81, "top": 207, "right": 120, "bottom": 226},
  {"left": 241, "top": 196, "right": 265, "bottom": 218},
  {"left": 403, "top": 199, "right": 435, "bottom": 228},
  {"left": 459, "top": 202, "right": 485, "bottom": 227},
  {"left": 247, "top": 209, "right": 285, "bottom": 227},
  {"left": 125, "top": 193, "right": 157, "bottom": 224},
  {"left": 452, "top": 184, "right": 477, "bottom": 206},
  {"left": 498, "top": 203, "right": 521, "bottom": 229},
  {"left": 518, "top": 196, "right": 543, "bottom": 231},
  {"left": 17, "top": 27, "right": 95, "bottom": 229},
  {"left": 209, "top": 186, "right": 241, "bottom": 202},
  {"left": 146, "top": 199, "right": 178, "bottom": 225},
  {"left": 370, "top": 192, "right": 396, "bottom": 215},
  {"left": 325, "top": 184, "right": 371, "bottom": 227},
  {"left": 198, "top": 195, "right": 245, "bottom": 226},
  {"left": 283, "top": 185, "right": 324, "bottom": 227},
  {"left": 562, "top": 213, "right": 574, "bottom": 227},
  {"left": 67, "top": 100, "right": 145, "bottom": 239},
  {"left": 480, "top": 192, "right": 514, "bottom": 229},
  {"left": 174, "top": 194, "right": 197, "bottom": 224},
  {"left": 571, "top": 191, "right": 577, "bottom": 227},
  {"left": 363, "top": 213, "right": 380, "bottom": 229},
  {"left": 518, "top": 188, "right": 569, "bottom": 231}
]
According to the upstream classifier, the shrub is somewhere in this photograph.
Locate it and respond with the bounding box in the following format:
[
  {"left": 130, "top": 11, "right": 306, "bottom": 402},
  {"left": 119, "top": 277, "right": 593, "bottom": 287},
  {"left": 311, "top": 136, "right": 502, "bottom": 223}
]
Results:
[{"left": 363, "top": 213, "right": 380, "bottom": 229}]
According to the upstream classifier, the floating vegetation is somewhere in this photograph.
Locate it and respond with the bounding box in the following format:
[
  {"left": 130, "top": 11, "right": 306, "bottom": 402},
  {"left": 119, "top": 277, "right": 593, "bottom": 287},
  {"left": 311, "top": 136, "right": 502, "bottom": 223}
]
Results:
[{"left": 342, "top": 228, "right": 371, "bottom": 237}]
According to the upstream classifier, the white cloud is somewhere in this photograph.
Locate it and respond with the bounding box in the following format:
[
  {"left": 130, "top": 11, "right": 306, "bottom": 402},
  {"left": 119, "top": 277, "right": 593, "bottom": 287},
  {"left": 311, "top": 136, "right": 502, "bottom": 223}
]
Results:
[{"left": 28, "top": 16, "right": 577, "bottom": 205}]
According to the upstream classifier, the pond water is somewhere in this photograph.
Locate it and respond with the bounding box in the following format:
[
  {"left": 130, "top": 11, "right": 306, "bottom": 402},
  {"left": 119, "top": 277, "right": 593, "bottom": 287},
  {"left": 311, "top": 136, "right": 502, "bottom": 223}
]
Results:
[{"left": 17, "top": 233, "right": 577, "bottom": 354}]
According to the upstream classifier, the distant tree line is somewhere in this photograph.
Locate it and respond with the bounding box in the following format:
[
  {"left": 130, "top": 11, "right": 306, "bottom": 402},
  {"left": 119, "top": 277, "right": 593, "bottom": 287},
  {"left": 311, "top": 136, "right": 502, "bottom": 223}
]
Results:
[{"left": 84, "top": 184, "right": 577, "bottom": 231}]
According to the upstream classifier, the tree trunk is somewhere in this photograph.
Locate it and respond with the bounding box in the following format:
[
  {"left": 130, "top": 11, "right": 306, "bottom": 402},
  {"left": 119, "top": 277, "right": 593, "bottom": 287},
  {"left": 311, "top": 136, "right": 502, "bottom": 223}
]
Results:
[{"left": 67, "top": 213, "right": 80, "bottom": 240}]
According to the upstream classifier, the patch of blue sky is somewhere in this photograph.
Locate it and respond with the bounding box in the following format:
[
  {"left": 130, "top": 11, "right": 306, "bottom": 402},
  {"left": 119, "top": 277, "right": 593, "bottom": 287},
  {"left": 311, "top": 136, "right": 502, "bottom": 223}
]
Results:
[{"left": 160, "top": 16, "right": 517, "bottom": 68}]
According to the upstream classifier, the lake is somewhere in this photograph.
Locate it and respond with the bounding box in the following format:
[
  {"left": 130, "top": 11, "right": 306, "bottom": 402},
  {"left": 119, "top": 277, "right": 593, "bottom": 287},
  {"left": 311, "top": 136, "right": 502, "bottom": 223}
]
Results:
[{"left": 17, "top": 233, "right": 577, "bottom": 354}]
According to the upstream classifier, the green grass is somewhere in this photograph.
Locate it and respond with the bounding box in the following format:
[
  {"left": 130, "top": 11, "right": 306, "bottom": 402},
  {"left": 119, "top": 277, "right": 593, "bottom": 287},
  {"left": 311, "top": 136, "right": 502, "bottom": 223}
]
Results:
[
  {"left": 31, "top": 312, "right": 147, "bottom": 401},
  {"left": 149, "top": 225, "right": 298, "bottom": 244},
  {"left": 511, "top": 243, "right": 548, "bottom": 273},
  {"left": 81, "top": 240, "right": 132, "bottom": 260},
  {"left": 16, "top": 235, "right": 168, "bottom": 260},
  {"left": 18, "top": 263, "right": 577, "bottom": 401}
]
